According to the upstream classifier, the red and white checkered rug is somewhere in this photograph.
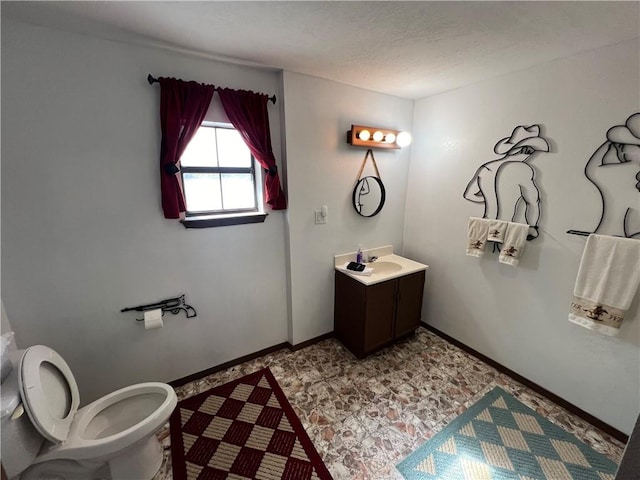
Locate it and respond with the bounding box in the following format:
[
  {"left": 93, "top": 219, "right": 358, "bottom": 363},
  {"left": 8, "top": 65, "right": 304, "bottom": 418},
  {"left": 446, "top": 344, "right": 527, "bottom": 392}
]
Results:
[{"left": 170, "top": 367, "right": 333, "bottom": 480}]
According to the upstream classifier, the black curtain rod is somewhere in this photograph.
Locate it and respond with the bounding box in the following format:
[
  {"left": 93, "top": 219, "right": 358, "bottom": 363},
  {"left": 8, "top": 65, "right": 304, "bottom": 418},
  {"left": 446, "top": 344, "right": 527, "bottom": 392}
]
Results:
[{"left": 147, "top": 74, "right": 276, "bottom": 104}]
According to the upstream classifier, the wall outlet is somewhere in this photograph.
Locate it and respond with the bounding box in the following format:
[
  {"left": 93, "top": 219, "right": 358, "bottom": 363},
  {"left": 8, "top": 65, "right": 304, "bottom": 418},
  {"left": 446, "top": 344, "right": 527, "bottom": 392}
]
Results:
[{"left": 315, "top": 210, "right": 327, "bottom": 224}]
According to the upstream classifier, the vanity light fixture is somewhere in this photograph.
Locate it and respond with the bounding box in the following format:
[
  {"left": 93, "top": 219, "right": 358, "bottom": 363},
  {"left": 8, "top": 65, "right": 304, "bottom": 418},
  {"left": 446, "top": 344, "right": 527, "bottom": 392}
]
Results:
[{"left": 347, "top": 124, "right": 411, "bottom": 149}]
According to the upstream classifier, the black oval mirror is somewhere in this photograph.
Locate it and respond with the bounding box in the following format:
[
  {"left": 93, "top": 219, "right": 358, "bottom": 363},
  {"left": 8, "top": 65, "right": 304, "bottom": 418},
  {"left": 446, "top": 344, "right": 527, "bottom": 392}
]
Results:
[{"left": 353, "top": 176, "right": 386, "bottom": 217}]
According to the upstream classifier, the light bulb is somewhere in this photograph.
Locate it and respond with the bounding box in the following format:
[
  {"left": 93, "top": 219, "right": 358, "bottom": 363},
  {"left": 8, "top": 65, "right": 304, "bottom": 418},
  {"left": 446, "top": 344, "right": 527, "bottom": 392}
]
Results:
[
  {"left": 385, "top": 132, "right": 396, "bottom": 143},
  {"left": 373, "top": 130, "right": 384, "bottom": 142},
  {"left": 358, "top": 129, "right": 371, "bottom": 141},
  {"left": 397, "top": 131, "right": 412, "bottom": 147}
]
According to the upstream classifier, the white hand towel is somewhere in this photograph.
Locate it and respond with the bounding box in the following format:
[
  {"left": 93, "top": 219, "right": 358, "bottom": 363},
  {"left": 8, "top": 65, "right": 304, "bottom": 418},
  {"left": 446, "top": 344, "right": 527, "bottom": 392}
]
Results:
[
  {"left": 498, "top": 222, "right": 529, "bottom": 265},
  {"left": 340, "top": 262, "right": 373, "bottom": 276},
  {"left": 466, "top": 217, "right": 490, "bottom": 257},
  {"left": 487, "top": 220, "right": 508, "bottom": 243},
  {"left": 569, "top": 234, "right": 640, "bottom": 336}
]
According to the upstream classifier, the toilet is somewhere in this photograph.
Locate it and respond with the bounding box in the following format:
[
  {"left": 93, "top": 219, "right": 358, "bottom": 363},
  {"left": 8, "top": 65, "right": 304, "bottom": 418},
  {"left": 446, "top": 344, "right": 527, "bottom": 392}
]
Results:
[{"left": 1, "top": 345, "right": 177, "bottom": 479}]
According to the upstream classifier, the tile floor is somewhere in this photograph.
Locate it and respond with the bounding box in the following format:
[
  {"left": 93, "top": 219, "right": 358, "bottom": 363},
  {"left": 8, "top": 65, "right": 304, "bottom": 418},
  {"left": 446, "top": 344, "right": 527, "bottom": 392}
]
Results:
[{"left": 152, "top": 327, "right": 626, "bottom": 480}]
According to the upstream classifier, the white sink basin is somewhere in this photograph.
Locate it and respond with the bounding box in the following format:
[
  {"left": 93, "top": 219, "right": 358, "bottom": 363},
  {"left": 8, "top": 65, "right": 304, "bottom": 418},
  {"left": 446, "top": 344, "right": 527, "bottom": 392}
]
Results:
[
  {"left": 371, "top": 261, "right": 403, "bottom": 274},
  {"left": 335, "top": 247, "right": 428, "bottom": 286}
]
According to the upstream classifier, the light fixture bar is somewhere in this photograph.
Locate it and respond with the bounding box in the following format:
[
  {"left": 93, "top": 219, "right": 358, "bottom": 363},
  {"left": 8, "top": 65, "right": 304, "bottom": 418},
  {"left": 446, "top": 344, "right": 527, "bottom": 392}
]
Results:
[
  {"left": 347, "top": 124, "right": 400, "bottom": 149},
  {"left": 347, "top": 124, "right": 410, "bottom": 149}
]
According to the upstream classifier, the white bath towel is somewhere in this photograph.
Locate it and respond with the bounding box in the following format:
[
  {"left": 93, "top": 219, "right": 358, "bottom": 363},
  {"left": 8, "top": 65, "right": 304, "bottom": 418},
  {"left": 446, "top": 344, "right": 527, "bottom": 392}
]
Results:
[
  {"left": 487, "top": 220, "right": 508, "bottom": 243},
  {"left": 466, "top": 217, "right": 490, "bottom": 257},
  {"left": 498, "top": 222, "right": 529, "bottom": 266},
  {"left": 569, "top": 234, "right": 640, "bottom": 336}
]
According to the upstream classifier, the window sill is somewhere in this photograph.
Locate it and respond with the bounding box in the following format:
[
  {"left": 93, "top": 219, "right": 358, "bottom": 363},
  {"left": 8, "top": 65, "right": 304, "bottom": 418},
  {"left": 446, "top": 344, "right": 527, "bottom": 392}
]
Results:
[{"left": 181, "top": 212, "right": 268, "bottom": 229}]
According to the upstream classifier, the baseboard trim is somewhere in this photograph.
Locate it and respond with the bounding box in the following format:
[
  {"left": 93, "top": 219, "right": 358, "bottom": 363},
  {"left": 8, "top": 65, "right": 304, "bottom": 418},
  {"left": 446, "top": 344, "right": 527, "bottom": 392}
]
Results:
[
  {"left": 169, "top": 332, "right": 335, "bottom": 388},
  {"left": 421, "top": 322, "right": 628, "bottom": 444},
  {"left": 169, "top": 342, "right": 289, "bottom": 388},
  {"left": 289, "top": 332, "right": 335, "bottom": 351}
]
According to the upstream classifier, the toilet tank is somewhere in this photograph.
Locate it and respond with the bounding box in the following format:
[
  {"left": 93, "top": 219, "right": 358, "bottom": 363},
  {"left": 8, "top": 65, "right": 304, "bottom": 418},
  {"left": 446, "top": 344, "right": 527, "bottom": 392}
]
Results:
[{"left": 1, "top": 352, "right": 45, "bottom": 479}]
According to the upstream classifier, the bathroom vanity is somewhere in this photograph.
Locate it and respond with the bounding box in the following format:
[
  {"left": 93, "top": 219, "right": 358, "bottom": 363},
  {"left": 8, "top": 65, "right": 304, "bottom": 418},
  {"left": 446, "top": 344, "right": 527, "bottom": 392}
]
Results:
[{"left": 334, "top": 247, "right": 428, "bottom": 358}]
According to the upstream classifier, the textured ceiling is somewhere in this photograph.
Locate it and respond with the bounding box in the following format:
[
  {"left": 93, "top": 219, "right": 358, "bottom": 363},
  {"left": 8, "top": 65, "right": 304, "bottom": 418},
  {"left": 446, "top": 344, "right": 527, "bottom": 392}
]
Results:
[{"left": 3, "top": 1, "right": 639, "bottom": 99}]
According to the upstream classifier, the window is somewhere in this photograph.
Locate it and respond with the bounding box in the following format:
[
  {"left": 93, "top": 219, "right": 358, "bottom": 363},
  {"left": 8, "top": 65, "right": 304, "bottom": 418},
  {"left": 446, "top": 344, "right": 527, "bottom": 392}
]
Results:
[{"left": 180, "top": 123, "right": 266, "bottom": 228}]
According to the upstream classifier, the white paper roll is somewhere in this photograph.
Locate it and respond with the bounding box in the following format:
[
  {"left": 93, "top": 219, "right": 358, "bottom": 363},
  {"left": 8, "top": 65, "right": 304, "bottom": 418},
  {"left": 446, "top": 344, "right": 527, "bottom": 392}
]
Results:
[{"left": 143, "top": 309, "right": 163, "bottom": 330}]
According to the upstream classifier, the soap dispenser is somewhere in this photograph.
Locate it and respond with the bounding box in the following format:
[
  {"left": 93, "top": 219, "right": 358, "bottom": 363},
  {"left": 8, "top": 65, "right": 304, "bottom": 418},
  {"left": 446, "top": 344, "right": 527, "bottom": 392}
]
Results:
[{"left": 356, "top": 245, "right": 363, "bottom": 264}]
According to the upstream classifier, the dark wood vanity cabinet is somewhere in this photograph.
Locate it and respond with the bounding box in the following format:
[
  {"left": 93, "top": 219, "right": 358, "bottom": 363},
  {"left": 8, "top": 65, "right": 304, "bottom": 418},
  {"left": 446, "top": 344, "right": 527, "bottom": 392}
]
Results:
[{"left": 334, "top": 270, "right": 425, "bottom": 358}]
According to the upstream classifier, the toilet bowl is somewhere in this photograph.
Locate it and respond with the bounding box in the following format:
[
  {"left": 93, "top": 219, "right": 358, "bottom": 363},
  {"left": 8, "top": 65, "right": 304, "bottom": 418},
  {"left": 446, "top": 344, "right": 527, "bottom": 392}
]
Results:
[{"left": 5, "top": 345, "right": 177, "bottom": 479}]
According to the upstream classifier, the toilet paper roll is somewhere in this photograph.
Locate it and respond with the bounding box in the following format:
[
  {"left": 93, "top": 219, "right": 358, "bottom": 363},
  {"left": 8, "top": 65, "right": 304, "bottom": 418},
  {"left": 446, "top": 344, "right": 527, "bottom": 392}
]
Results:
[{"left": 143, "top": 309, "right": 163, "bottom": 330}]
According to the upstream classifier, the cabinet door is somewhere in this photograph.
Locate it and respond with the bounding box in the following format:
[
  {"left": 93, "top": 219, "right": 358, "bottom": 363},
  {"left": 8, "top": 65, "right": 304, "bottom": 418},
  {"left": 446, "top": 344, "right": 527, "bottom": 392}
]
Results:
[
  {"left": 363, "top": 280, "right": 397, "bottom": 354},
  {"left": 334, "top": 271, "right": 367, "bottom": 357},
  {"left": 394, "top": 271, "right": 425, "bottom": 338}
]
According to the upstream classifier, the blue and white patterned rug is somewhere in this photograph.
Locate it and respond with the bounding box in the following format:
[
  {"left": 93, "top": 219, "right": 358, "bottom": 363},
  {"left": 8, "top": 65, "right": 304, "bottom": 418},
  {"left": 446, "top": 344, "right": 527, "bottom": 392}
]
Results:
[{"left": 397, "top": 387, "right": 618, "bottom": 480}]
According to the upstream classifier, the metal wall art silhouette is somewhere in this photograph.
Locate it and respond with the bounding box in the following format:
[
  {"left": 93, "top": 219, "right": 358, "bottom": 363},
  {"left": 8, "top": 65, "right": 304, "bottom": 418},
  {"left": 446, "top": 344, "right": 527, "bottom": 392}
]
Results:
[
  {"left": 463, "top": 124, "right": 550, "bottom": 240},
  {"left": 567, "top": 112, "right": 640, "bottom": 238}
]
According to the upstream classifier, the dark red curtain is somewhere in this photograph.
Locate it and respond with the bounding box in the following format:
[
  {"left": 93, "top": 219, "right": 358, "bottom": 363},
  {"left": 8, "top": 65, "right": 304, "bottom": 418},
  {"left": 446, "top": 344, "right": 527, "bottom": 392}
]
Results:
[
  {"left": 159, "top": 77, "right": 215, "bottom": 218},
  {"left": 218, "top": 88, "right": 287, "bottom": 210}
]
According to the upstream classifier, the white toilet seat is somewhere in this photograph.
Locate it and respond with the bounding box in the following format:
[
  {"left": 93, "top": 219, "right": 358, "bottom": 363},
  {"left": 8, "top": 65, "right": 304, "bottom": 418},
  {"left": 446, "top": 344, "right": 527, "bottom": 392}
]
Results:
[
  {"left": 18, "top": 345, "right": 80, "bottom": 443},
  {"left": 9, "top": 344, "right": 177, "bottom": 480}
]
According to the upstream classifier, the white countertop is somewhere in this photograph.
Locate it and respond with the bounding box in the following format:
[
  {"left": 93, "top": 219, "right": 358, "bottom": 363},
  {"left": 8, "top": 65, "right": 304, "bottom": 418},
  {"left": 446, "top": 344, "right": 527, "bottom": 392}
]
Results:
[{"left": 334, "top": 246, "right": 428, "bottom": 286}]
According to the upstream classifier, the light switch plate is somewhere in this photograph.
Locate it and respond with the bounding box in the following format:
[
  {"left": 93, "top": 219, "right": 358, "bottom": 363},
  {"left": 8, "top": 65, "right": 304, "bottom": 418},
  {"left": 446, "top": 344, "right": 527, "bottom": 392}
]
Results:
[{"left": 315, "top": 210, "right": 326, "bottom": 224}]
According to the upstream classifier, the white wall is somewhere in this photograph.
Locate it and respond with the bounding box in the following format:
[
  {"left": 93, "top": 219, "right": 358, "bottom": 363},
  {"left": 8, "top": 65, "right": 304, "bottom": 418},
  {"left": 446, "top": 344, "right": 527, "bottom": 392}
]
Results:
[
  {"left": 1, "top": 18, "right": 415, "bottom": 402},
  {"left": 282, "top": 72, "right": 414, "bottom": 344},
  {"left": 1, "top": 19, "right": 288, "bottom": 402},
  {"left": 404, "top": 39, "right": 640, "bottom": 434}
]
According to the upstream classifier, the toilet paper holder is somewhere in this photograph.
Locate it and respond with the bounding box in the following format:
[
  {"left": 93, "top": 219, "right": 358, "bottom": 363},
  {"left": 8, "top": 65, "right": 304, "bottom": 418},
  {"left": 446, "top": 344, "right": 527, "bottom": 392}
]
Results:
[{"left": 121, "top": 294, "right": 197, "bottom": 321}]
